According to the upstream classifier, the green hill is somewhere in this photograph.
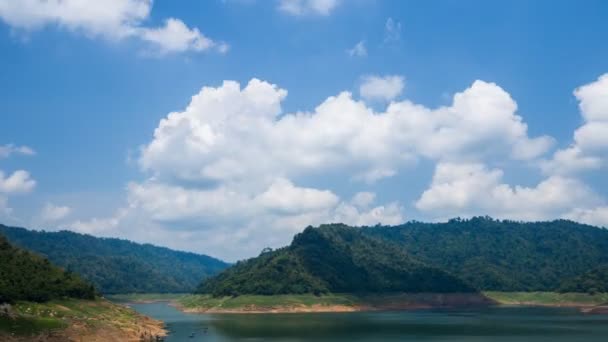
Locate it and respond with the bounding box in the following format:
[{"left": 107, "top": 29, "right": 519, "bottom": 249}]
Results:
[
  {"left": 0, "top": 235, "right": 95, "bottom": 303},
  {"left": 0, "top": 224, "right": 228, "bottom": 294},
  {"left": 364, "top": 217, "right": 608, "bottom": 291},
  {"left": 559, "top": 265, "right": 608, "bottom": 294},
  {"left": 199, "top": 218, "right": 608, "bottom": 296},
  {"left": 197, "top": 224, "right": 474, "bottom": 296}
]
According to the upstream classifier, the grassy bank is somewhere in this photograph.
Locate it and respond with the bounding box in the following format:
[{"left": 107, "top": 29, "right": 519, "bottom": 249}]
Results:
[
  {"left": 105, "top": 292, "right": 608, "bottom": 314},
  {"left": 484, "top": 292, "right": 608, "bottom": 306},
  {"left": 107, "top": 293, "right": 188, "bottom": 303},
  {"left": 174, "top": 293, "right": 494, "bottom": 313},
  {"left": 0, "top": 298, "right": 165, "bottom": 341},
  {"left": 176, "top": 292, "right": 608, "bottom": 313}
]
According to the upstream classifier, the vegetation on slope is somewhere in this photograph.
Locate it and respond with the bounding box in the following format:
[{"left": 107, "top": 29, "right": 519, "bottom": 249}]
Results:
[
  {"left": 0, "top": 235, "right": 95, "bottom": 303},
  {"left": 178, "top": 293, "right": 493, "bottom": 313},
  {"left": 364, "top": 217, "right": 608, "bottom": 291},
  {"left": 0, "top": 224, "right": 229, "bottom": 294},
  {"left": 484, "top": 291, "right": 608, "bottom": 306},
  {"left": 198, "top": 224, "right": 474, "bottom": 296},
  {"left": 559, "top": 265, "right": 608, "bottom": 294},
  {"left": 0, "top": 299, "right": 165, "bottom": 340}
]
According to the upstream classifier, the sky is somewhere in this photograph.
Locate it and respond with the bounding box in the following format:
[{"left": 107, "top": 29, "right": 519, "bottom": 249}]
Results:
[{"left": 1, "top": 0, "right": 608, "bottom": 261}]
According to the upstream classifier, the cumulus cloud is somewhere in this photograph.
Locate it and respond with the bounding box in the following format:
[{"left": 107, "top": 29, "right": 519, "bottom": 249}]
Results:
[
  {"left": 277, "top": 0, "right": 340, "bottom": 16},
  {"left": 542, "top": 74, "right": 608, "bottom": 174},
  {"left": 332, "top": 193, "right": 403, "bottom": 227},
  {"left": 139, "top": 78, "right": 549, "bottom": 192},
  {"left": 41, "top": 203, "right": 71, "bottom": 221},
  {"left": 69, "top": 75, "right": 606, "bottom": 259},
  {"left": 0, "top": 170, "right": 36, "bottom": 194},
  {"left": 347, "top": 40, "right": 367, "bottom": 57},
  {"left": 109, "top": 76, "right": 561, "bottom": 258},
  {"left": 0, "top": 144, "right": 35, "bottom": 158},
  {"left": 359, "top": 75, "right": 404, "bottom": 102},
  {"left": 70, "top": 208, "right": 129, "bottom": 234},
  {"left": 139, "top": 18, "right": 224, "bottom": 54},
  {"left": 416, "top": 162, "right": 601, "bottom": 221},
  {"left": 566, "top": 207, "right": 608, "bottom": 228},
  {"left": 0, "top": 143, "right": 36, "bottom": 222},
  {"left": 0, "top": 0, "right": 226, "bottom": 54}
]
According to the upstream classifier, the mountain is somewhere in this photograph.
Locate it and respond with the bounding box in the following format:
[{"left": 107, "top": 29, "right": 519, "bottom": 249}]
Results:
[
  {"left": 199, "top": 218, "right": 608, "bottom": 296},
  {"left": 197, "top": 224, "right": 474, "bottom": 296},
  {"left": 559, "top": 265, "right": 608, "bottom": 294},
  {"left": 0, "top": 235, "right": 95, "bottom": 303},
  {"left": 0, "top": 224, "right": 229, "bottom": 294},
  {"left": 364, "top": 217, "right": 608, "bottom": 291}
]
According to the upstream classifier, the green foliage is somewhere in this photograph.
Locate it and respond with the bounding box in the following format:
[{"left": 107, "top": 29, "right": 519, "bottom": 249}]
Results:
[
  {"left": 365, "top": 217, "right": 608, "bottom": 291},
  {"left": 559, "top": 265, "right": 608, "bottom": 294},
  {"left": 198, "top": 247, "right": 329, "bottom": 296},
  {"left": 0, "top": 235, "right": 96, "bottom": 303},
  {"left": 0, "top": 224, "right": 228, "bottom": 294},
  {"left": 178, "top": 293, "right": 360, "bottom": 310},
  {"left": 199, "top": 218, "right": 608, "bottom": 296},
  {"left": 198, "top": 224, "right": 473, "bottom": 296}
]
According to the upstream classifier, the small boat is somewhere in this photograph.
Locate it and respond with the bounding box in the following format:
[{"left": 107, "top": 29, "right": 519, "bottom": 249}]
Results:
[{"left": 189, "top": 332, "right": 195, "bottom": 338}]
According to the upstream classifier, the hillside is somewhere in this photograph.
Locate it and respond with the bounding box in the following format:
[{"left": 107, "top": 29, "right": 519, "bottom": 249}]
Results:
[
  {"left": 0, "top": 235, "right": 95, "bottom": 303},
  {"left": 199, "top": 218, "right": 608, "bottom": 297},
  {"left": 0, "top": 224, "right": 229, "bottom": 294},
  {"left": 364, "top": 217, "right": 608, "bottom": 291},
  {"left": 559, "top": 265, "right": 608, "bottom": 294},
  {"left": 198, "top": 224, "right": 474, "bottom": 296}
]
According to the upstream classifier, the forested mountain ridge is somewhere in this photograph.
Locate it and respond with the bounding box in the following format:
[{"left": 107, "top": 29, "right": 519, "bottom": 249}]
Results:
[
  {"left": 199, "top": 218, "right": 608, "bottom": 296},
  {"left": 198, "top": 224, "right": 474, "bottom": 296},
  {"left": 559, "top": 265, "right": 608, "bottom": 294},
  {"left": 0, "top": 224, "right": 229, "bottom": 294},
  {"left": 364, "top": 217, "right": 608, "bottom": 291},
  {"left": 0, "top": 235, "right": 95, "bottom": 303}
]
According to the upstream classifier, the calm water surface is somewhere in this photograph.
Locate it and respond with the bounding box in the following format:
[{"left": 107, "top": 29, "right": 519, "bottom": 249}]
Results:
[{"left": 129, "top": 302, "right": 608, "bottom": 342}]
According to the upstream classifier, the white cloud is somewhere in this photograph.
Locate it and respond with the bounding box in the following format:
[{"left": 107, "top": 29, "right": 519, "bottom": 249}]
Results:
[
  {"left": 41, "top": 203, "right": 72, "bottom": 221},
  {"left": 139, "top": 78, "right": 550, "bottom": 189},
  {"left": 566, "top": 207, "right": 608, "bottom": 228},
  {"left": 576, "top": 74, "right": 608, "bottom": 122},
  {"left": 543, "top": 74, "right": 608, "bottom": 174},
  {"left": 347, "top": 40, "right": 367, "bottom": 57},
  {"left": 138, "top": 18, "right": 222, "bottom": 54},
  {"left": 0, "top": 170, "right": 36, "bottom": 194},
  {"left": 0, "top": 144, "right": 35, "bottom": 158},
  {"left": 255, "top": 178, "right": 339, "bottom": 214},
  {"left": 416, "top": 162, "right": 601, "bottom": 221},
  {"left": 384, "top": 17, "right": 401, "bottom": 43},
  {"left": 359, "top": 75, "right": 404, "bottom": 102},
  {"left": 120, "top": 179, "right": 404, "bottom": 259},
  {"left": 70, "top": 208, "right": 128, "bottom": 234},
  {"left": 68, "top": 76, "right": 567, "bottom": 259},
  {"left": 277, "top": 0, "right": 340, "bottom": 16},
  {"left": 0, "top": 0, "right": 225, "bottom": 54},
  {"left": 351, "top": 191, "right": 376, "bottom": 208},
  {"left": 332, "top": 192, "right": 403, "bottom": 227}
]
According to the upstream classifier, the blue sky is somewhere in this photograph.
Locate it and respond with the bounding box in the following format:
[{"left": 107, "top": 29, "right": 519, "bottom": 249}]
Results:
[{"left": 1, "top": 0, "right": 608, "bottom": 260}]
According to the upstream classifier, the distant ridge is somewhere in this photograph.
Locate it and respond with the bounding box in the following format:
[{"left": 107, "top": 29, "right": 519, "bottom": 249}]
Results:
[
  {"left": 0, "top": 224, "right": 229, "bottom": 294},
  {"left": 198, "top": 224, "right": 474, "bottom": 296},
  {"left": 198, "top": 218, "right": 608, "bottom": 296},
  {"left": 365, "top": 217, "right": 608, "bottom": 291},
  {"left": 0, "top": 234, "right": 95, "bottom": 303}
]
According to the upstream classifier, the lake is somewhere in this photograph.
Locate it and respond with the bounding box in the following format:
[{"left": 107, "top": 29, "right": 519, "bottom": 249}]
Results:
[{"left": 129, "top": 302, "right": 608, "bottom": 341}]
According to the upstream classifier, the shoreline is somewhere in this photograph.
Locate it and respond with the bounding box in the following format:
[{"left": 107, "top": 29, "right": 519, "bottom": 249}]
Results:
[
  {"left": 114, "top": 292, "right": 608, "bottom": 315},
  {"left": 0, "top": 299, "right": 167, "bottom": 341}
]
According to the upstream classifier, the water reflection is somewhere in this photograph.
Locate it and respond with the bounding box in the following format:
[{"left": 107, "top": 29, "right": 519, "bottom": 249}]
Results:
[{"left": 129, "top": 302, "right": 608, "bottom": 342}]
